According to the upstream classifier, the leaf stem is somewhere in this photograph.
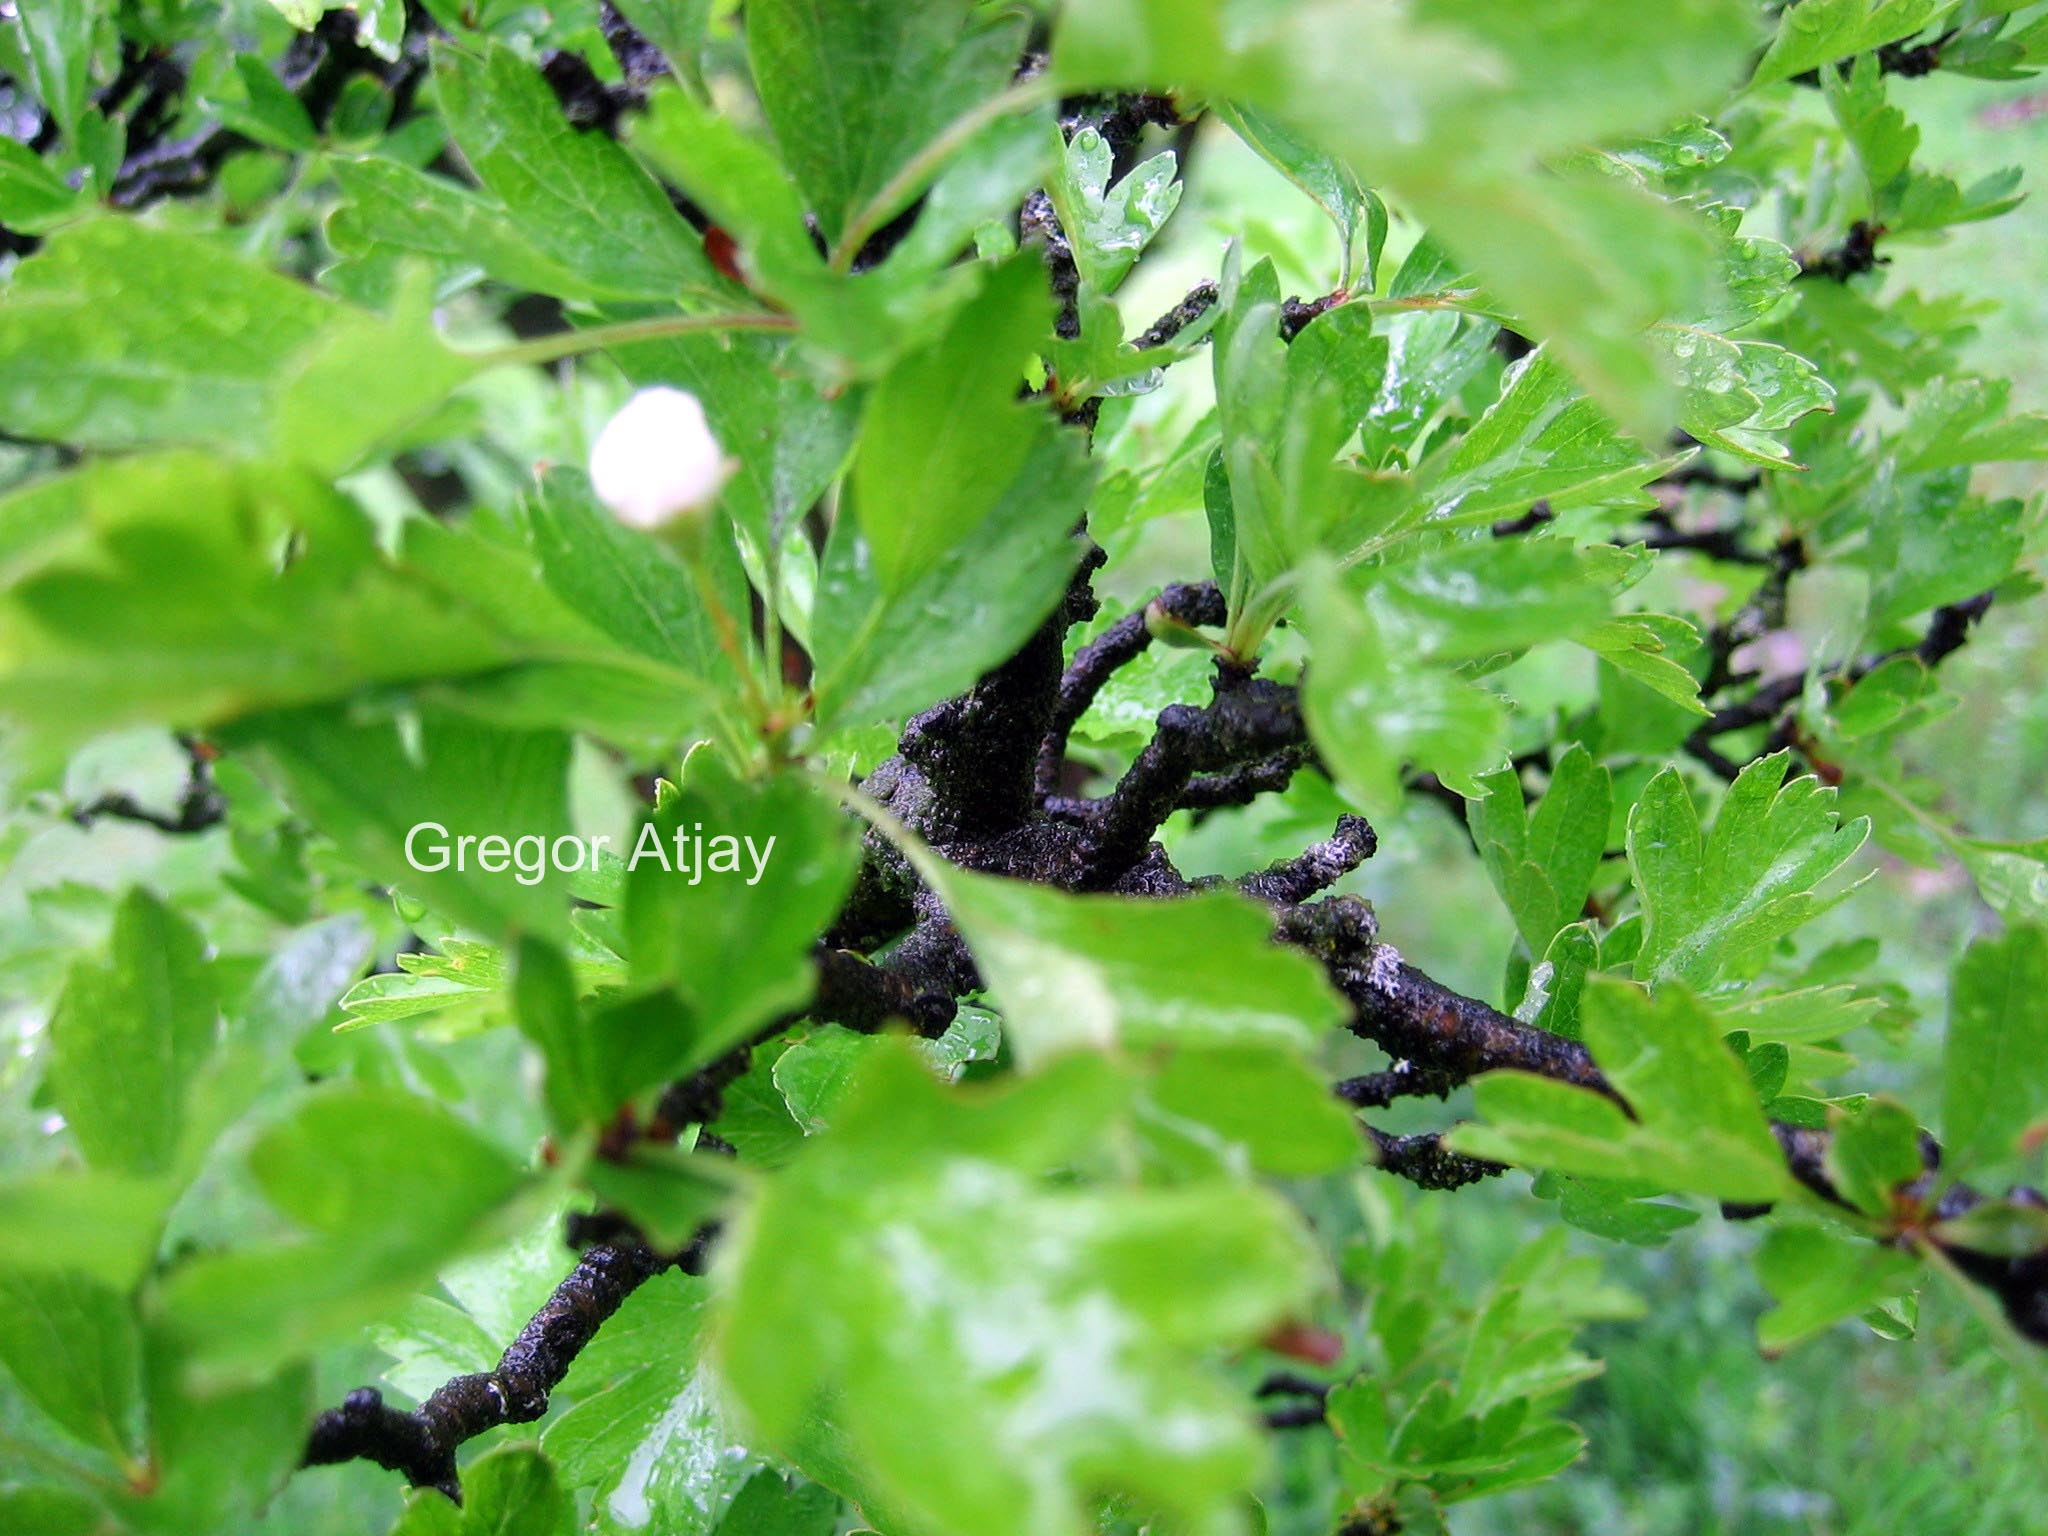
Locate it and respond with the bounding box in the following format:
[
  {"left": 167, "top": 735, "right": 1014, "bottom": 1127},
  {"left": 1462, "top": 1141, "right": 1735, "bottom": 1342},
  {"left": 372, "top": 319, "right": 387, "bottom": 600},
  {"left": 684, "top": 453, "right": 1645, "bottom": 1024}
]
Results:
[
  {"left": 477, "top": 310, "right": 798, "bottom": 370},
  {"left": 828, "top": 76, "right": 1057, "bottom": 274}
]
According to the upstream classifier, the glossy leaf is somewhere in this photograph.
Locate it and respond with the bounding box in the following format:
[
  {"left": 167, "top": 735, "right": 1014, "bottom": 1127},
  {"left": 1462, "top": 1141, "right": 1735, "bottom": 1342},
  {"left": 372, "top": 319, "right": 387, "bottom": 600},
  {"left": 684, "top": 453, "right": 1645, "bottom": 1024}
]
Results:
[
  {"left": 1469, "top": 746, "right": 1613, "bottom": 956},
  {"left": 930, "top": 871, "right": 1347, "bottom": 1068},
  {"left": 1451, "top": 981, "right": 1793, "bottom": 1202},
  {"left": 435, "top": 42, "right": 718, "bottom": 300},
  {"left": 1628, "top": 756, "right": 1869, "bottom": 991},
  {"left": 1752, "top": 0, "right": 1952, "bottom": 87},
  {"left": 715, "top": 1043, "right": 1323, "bottom": 1536},
  {"left": 746, "top": 0, "right": 1023, "bottom": 246},
  {"left": 623, "top": 757, "right": 861, "bottom": 1076}
]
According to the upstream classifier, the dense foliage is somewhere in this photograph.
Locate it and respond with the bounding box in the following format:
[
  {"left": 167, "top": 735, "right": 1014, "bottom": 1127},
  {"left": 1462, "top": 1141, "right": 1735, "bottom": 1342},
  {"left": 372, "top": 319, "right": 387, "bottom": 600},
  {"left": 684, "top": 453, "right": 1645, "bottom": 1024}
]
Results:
[{"left": 3, "top": 2, "right": 2048, "bottom": 1533}]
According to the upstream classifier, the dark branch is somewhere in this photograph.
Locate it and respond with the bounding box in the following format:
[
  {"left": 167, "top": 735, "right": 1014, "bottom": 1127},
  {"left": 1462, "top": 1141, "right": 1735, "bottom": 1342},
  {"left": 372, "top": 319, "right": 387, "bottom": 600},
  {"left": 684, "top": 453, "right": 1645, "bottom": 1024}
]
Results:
[
  {"left": 1261, "top": 1401, "right": 1331, "bottom": 1430},
  {"left": 1035, "top": 581, "right": 1225, "bottom": 799},
  {"left": 1084, "top": 674, "right": 1309, "bottom": 876},
  {"left": 1366, "top": 1127, "right": 1506, "bottom": 1191},
  {"left": 304, "top": 1234, "right": 712, "bottom": 1497},
  {"left": 901, "top": 545, "right": 1102, "bottom": 839},
  {"left": 1179, "top": 750, "right": 1313, "bottom": 814},
  {"left": 1490, "top": 501, "right": 1555, "bottom": 538},
  {"left": 1133, "top": 281, "right": 1221, "bottom": 350},
  {"left": 1334, "top": 1061, "right": 1461, "bottom": 1109},
  {"left": 70, "top": 737, "right": 225, "bottom": 834},
  {"left": 1797, "top": 219, "right": 1885, "bottom": 282},
  {"left": 1234, "top": 814, "right": 1376, "bottom": 904},
  {"left": 811, "top": 947, "right": 957, "bottom": 1036},
  {"left": 1686, "top": 591, "right": 1993, "bottom": 780}
]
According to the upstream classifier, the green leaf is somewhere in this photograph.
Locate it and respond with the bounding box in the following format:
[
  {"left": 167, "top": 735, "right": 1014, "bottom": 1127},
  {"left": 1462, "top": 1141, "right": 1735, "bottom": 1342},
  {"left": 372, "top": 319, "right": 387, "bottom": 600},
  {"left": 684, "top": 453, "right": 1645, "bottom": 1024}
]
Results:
[
  {"left": 1532, "top": 1172, "right": 1701, "bottom": 1246},
  {"left": 544, "top": 1273, "right": 760, "bottom": 1536},
  {"left": 1148, "top": 1044, "right": 1364, "bottom": 1176},
  {"left": 1058, "top": 1, "right": 1759, "bottom": 435},
  {"left": 625, "top": 81, "right": 1003, "bottom": 371},
  {"left": 621, "top": 758, "right": 859, "bottom": 1077},
  {"left": 746, "top": 0, "right": 1022, "bottom": 245},
  {"left": 715, "top": 1043, "right": 1322, "bottom": 1536},
  {"left": 774, "top": 1017, "right": 1002, "bottom": 1137},
  {"left": 1416, "top": 352, "right": 1670, "bottom": 526},
  {"left": 712, "top": 1471, "right": 839, "bottom": 1536},
  {"left": 1824, "top": 1097, "right": 1924, "bottom": 1217},
  {"left": 1891, "top": 376, "right": 2048, "bottom": 472},
  {"left": 1658, "top": 328, "right": 1835, "bottom": 466},
  {"left": 1627, "top": 755, "right": 1869, "bottom": 991},
  {"left": 1826, "top": 56, "right": 2026, "bottom": 233},
  {"left": 813, "top": 432, "right": 1090, "bottom": 731},
  {"left": 338, "top": 967, "right": 493, "bottom": 1027},
  {"left": 393, "top": 1444, "right": 574, "bottom": 1536},
  {"left": 1450, "top": 980, "right": 1793, "bottom": 1202},
  {"left": 1521, "top": 923, "right": 1601, "bottom": 1040},
  {"left": 256, "top": 1086, "right": 529, "bottom": 1241},
  {"left": 1216, "top": 101, "right": 1384, "bottom": 291},
  {"left": 1943, "top": 923, "right": 2048, "bottom": 1177},
  {"left": 1579, "top": 613, "right": 1710, "bottom": 717},
  {"left": 1949, "top": 834, "right": 2048, "bottom": 928},
  {"left": 233, "top": 704, "right": 574, "bottom": 942},
  {"left": 1207, "top": 257, "right": 1407, "bottom": 632},
  {"left": 1755, "top": 1222, "right": 1919, "bottom": 1352},
  {"left": 0, "top": 1271, "right": 143, "bottom": 1462},
  {"left": 928, "top": 871, "right": 1347, "bottom": 1069},
  {"left": 1751, "top": 0, "right": 1952, "bottom": 87},
  {"left": 434, "top": 41, "right": 717, "bottom": 300},
  {"left": 1371, "top": 540, "right": 1618, "bottom": 663},
  {"left": 1301, "top": 561, "right": 1509, "bottom": 814},
  {"left": 205, "top": 52, "right": 319, "bottom": 152},
  {"left": 850, "top": 254, "right": 1051, "bottom": 591},
  {"left": 1868, "top": 482, "right": 2022, "bottom": 632},
  {"left": 0, "top": 459, "right": 689, "bottom": 764},
  {"left": 1469, "top": 745, "right": 1612, "bottom": 955},
  {"left": 0, "top": 222, "right": 344, "bottom": 451},
  {"left": 773, "top": 1026, "right": 874, "bottom": 1135},
  {"left": 15, "top": 0, "right": 92, "bottom": 143},
  {"left": 126, "top": 1343, "right": 314, "bottom": 1534},
  {"left": 235, "top": 915, "right": 375, "bottom": 1052},
  {"left": 0, "top": 1170, "right": 172, "bottom": 1289},
  {"left": 515, "top": 468, "right": 745, "bottom": 696},
  {"left": 158, "top": 1085, "right": 532, "bottom": 1378},
  {"left": 271, "top": 282, "right": 484, "bottom": 476},
  {"left": 328, "top": 157, "right": 605, "bottom": 301},
  {"left": 1047, "top": 125, "right": 1182, "bottom": 295},
  {"left": 0, "top": 1488, "right": 101, "bottom": 1536},
  {"left": 46, "top": 888, "right": 219, "bottom": 1178},
  {"left": 0, "top": 136, "right": 81, "bottom": 233}
]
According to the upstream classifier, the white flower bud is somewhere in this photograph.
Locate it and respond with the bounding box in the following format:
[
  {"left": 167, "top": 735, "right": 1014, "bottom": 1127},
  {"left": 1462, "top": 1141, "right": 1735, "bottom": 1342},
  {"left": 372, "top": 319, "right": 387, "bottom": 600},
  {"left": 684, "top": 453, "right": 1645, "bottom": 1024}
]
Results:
[{"left": 588, "top": 386, "right": 732, "bottom": 530}]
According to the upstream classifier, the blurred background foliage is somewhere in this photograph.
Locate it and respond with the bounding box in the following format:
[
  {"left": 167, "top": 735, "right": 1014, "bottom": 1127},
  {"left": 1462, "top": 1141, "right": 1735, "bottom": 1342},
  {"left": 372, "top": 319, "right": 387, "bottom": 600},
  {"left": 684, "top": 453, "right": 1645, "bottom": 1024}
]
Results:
[{"left": 1149, "top": 72, "right": 2048, "bottom": 1536}]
